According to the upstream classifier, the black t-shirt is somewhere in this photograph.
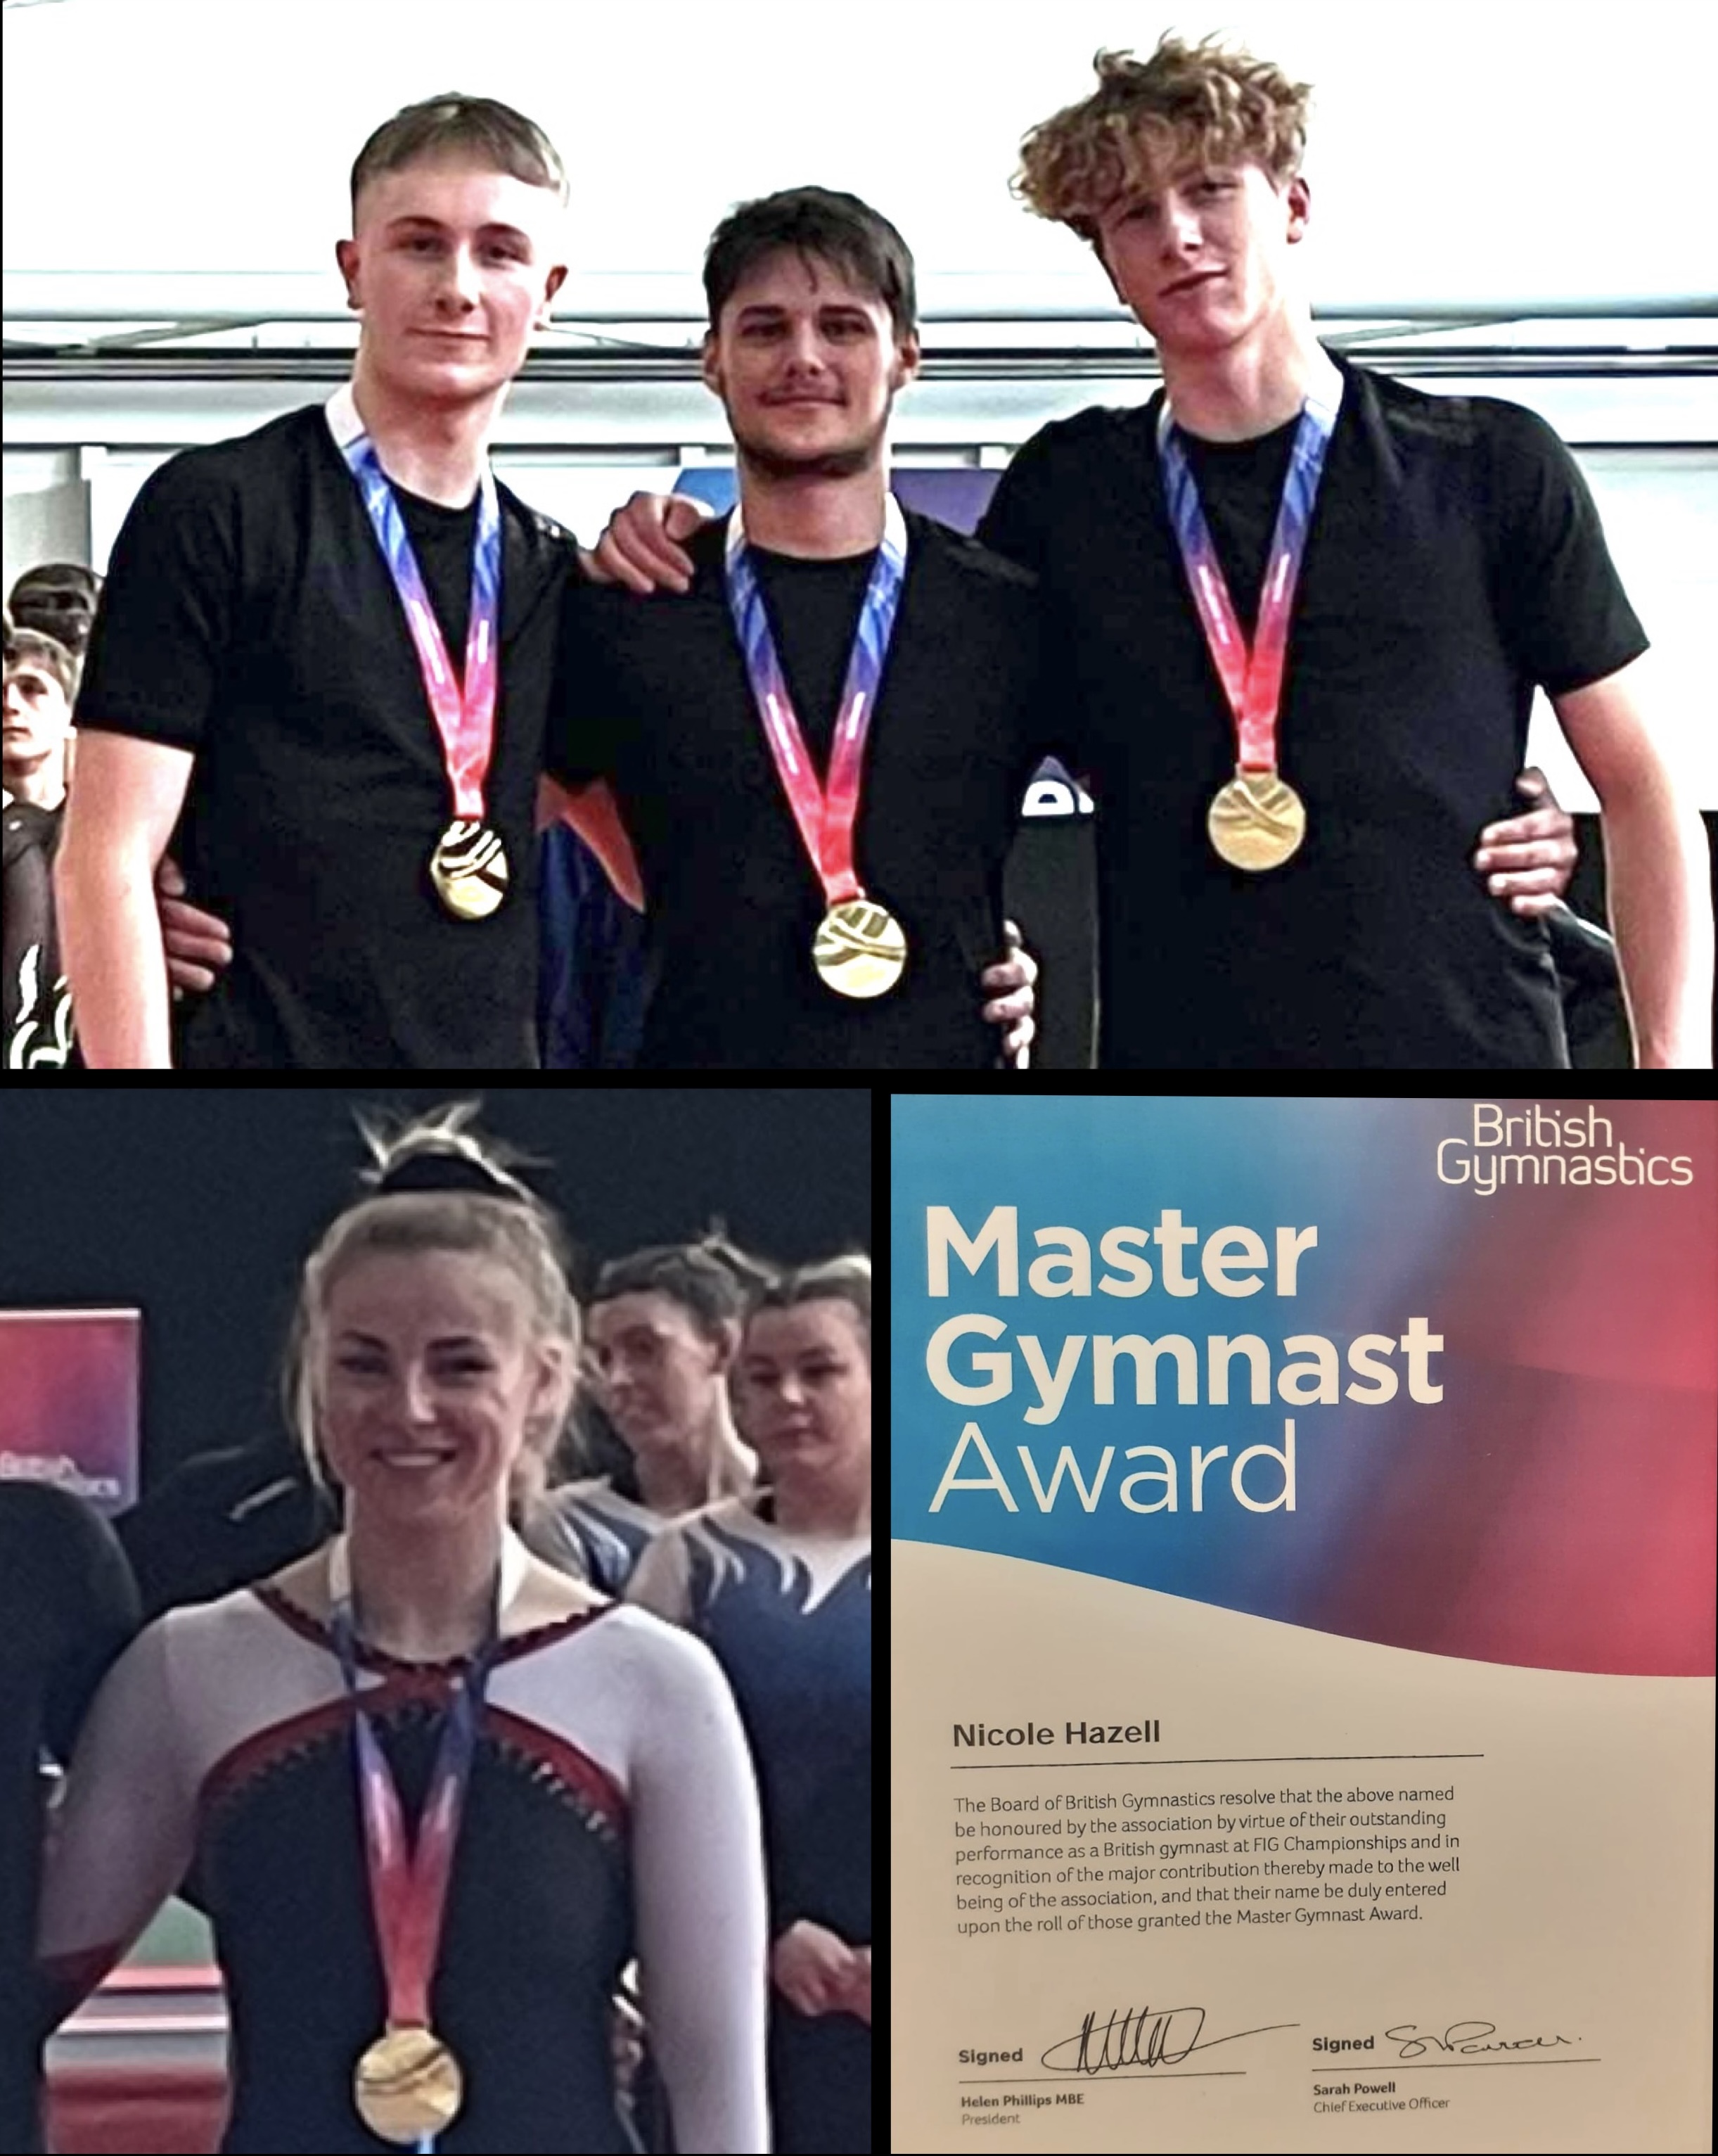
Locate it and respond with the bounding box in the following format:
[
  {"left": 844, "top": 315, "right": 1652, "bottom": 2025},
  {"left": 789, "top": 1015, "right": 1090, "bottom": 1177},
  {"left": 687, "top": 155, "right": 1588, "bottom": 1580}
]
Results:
[
  {"left": 1178, "top": 416, "right": 1299, "bottom": 637},
  {"left": 977, "top": 354, "right": 1649, "bottom": 1069},
  {"left": 750, "top": 544, "right": 876, "bottom": 770},
  {"left": 2, "top": 796, "right": 72, "bottom": 1069},
  {"left": 74, "top": 404, "right": 573, "bottom": 1069},
  {"left": 549, "top": 509, "right": 1045, "bottom": 1069}
]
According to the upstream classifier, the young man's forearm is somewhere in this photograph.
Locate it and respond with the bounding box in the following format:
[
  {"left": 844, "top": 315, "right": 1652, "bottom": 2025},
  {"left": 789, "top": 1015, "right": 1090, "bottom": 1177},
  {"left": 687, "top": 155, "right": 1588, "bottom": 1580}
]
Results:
[
  {"left": 1601, "top": 786, "right": 1714, "bottom": 1069},
  {"left": 55, "top": 850, "right": 175, "bottom": 1068}
]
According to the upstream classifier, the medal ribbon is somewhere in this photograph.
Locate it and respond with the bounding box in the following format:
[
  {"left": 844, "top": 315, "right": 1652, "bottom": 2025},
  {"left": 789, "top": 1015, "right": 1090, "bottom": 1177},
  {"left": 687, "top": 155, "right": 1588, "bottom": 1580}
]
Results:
[
  {"left": 1156, "top": 357, "right": 1342, "bottom": 772},
  {"left": 724, "top": 495, "right": 907, "bottom": 906},
  {"left": 329, "top": 1533, "right": 523, "bottom": 2150},
  {"left": 326, "top": 387, "right": 501, "bottom": 819}
]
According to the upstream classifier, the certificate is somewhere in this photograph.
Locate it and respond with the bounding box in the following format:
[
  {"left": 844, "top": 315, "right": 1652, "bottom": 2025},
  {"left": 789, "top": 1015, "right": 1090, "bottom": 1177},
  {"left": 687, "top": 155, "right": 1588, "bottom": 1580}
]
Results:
[{"left": 892, "top": 1097, "right": 1714, "bottom": 2155}]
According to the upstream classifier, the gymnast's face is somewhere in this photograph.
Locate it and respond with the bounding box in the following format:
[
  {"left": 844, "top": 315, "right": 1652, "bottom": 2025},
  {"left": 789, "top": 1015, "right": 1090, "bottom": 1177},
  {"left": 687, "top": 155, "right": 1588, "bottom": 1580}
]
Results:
[
  {"left": 317, "top": 1250, "right": 560, "bottom": 1528},
  {"left": 1095, "top": 155, "right": 1309, "bottom": 364},
  {"left": 585, "top": 1291, "right": 733, "bottom": 1455},
  {"left": 736, "top": 1299, "right": 871, "bottom": 1490},
  {"left": 337, "top": 157, "right": 568, "bottom": 414}
]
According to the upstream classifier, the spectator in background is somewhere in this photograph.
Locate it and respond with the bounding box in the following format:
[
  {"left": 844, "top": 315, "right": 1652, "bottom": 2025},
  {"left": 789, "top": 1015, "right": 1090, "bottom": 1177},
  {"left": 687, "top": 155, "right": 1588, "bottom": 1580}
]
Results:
[
  {"left": 3, "top": 625, "right": 77, "bottom": 813},
  {"left": 4, "top": 625, "right": 79, "bottom": 1068},
  {"left": 8, "top": 564, "right": 102, "bottom": 665},
  {"left": 532, "top": 1235, "right": 769, "bottom": 1593},
  {"left": 113, "top": 1434, "right": 337, "bottom": 1626},
  {"left": 631, "top": 1256, "right": 872, "bottom": 2154},
  {"left": 0, "top": 1486, "right": 138, "bottom": 2156}
]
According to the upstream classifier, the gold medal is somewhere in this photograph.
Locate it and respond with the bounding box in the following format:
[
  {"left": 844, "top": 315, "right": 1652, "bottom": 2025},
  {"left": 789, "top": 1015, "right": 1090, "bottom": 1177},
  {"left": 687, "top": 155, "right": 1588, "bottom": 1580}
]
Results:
[
  {"left": 812, "top": 898, "right": 908, "bottom": 999},
  {"left": 354, "top": 2024, "right": 464, "bottom": 2144},
  {"left": 430, "top": 819, "right": 509, "bottom": 919},
  {"left": 1207, "top": 768, "right": 1306, "bottom": 872}
]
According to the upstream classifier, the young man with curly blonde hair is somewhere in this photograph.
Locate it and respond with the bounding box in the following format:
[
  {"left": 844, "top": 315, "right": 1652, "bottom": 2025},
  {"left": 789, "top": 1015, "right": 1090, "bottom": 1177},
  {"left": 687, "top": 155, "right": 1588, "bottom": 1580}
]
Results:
[{"left": 982, "top": 34, "right": 1709, "bottom": 1068}]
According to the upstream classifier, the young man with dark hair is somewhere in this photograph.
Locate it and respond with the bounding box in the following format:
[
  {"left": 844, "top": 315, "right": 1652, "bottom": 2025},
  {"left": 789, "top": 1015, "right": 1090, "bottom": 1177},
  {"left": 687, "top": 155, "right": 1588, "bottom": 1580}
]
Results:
[
  {"left": 57, "top": 94, "right": 577, "bottom": 1069},
  {"left": 701, "top": 185, "right": 917, "bottom": 340},
  {"left": 595, "top": 37, "right": 1679, "bottom": 1069},
  {"left": 546, "top": 186, "right": 1048, "bottom": 1067}
]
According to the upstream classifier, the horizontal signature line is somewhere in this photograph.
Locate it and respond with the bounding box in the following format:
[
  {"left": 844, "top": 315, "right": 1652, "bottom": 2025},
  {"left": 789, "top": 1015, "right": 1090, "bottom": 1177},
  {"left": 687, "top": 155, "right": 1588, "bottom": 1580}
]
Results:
[
  {"left": 1314, "top": 2060, "right": 1603, "bottom": 2072},
  {"left": 959, "top": 2072, "right": 1245, "bottom": 2083},
  {"left": 950, "top": 1753, "right": 1486, "bottom": 1770}
]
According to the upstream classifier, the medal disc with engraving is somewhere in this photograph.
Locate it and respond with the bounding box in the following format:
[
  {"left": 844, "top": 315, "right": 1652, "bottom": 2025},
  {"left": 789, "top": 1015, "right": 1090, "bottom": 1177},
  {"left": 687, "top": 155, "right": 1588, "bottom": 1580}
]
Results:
[
  {"left": 430, "top": 820, "right": 509, "bottom": 919},
  {"left": 1207, "top": 770, "right": 1306, "bottom": 872},
  {"left": 813, "top": 898, "right": 908, "bottom": 998},
  {"left": 354, "top": 2024, "right": 464, "bottom": 2144}
]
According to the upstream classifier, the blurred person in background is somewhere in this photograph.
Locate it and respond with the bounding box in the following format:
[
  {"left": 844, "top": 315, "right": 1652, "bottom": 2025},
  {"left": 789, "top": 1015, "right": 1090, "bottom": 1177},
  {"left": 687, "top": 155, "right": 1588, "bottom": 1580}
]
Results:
[
  {"left": 8, "top": 563, "right": 101, "bottom": 666},
  {"left": 4, "top": 623, "right": 79, "bottom": 1067},
  {"left": 0, "top": 1485, "right": 139, "bottom": 2156},
  {"left": 532, "top": 1234, "right": 769, "bottom": 1593},
  {"left": 631, "top": 1256, "right": 872, "bottom": 2153}
]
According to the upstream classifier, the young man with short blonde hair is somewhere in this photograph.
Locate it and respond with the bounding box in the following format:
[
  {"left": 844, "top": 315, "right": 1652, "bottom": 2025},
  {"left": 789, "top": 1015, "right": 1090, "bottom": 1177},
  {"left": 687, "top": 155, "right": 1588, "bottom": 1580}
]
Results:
[{"left": 58, "top": 94, "right": 574, "bottom": 1068}]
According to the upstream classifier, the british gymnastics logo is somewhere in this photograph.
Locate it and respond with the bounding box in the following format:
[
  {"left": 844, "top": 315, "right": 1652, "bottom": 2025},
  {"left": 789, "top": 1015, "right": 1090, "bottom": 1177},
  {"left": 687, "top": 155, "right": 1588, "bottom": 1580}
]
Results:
[{"left": 1436, "top": 1104, "right": 1693, "bottom": 1195}]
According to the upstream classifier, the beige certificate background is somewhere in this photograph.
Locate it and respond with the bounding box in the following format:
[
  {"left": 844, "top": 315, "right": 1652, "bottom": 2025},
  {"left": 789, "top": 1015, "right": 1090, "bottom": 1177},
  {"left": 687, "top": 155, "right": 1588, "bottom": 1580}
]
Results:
[{"left": 892, "top": 1541, "right": 1714, "bottom": 2155}]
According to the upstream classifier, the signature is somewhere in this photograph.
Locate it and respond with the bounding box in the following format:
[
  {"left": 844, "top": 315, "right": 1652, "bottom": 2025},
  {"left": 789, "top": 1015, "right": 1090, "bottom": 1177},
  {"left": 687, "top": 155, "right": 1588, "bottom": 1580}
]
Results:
[
  {"left": 1384, "top": 2021, "right": 1577, "bottom": 2060},
  {"left": 1041, "top": 2005, "right": 1296, "bottom": 2075}
]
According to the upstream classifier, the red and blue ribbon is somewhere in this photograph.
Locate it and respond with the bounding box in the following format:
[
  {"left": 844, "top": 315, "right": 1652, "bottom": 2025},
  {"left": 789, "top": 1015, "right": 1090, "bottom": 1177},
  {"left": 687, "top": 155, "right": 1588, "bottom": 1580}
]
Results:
[
  {"left": 724, "top": 495, "right": 907, "bottom": 907},
  {"left": 326, "top": 387, "right": 501, "bottom": 822},
  {"left": 1156, "top": 362, "right": 1341, "bottom": 772}
]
